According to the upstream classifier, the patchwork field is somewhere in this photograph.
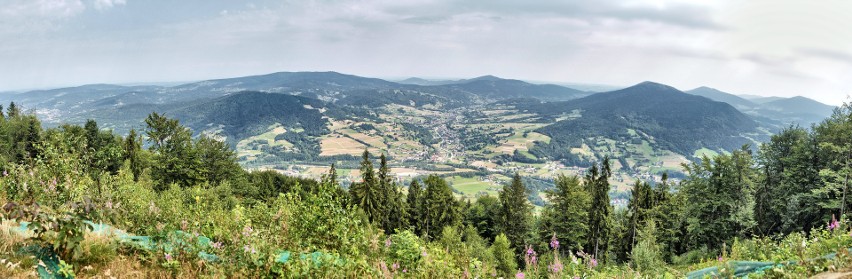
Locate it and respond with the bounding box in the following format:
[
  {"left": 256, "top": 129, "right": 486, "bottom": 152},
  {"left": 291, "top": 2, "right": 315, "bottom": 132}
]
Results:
[{"left": 447, "top": 175, "right": 505, "bottom": 200}]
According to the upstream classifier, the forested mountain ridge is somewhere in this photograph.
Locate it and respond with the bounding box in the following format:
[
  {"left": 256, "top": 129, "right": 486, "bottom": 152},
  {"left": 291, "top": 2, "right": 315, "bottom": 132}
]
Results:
[
  {"left": 0, "top": 100, "right": 851, "bottom": 278},
  {"left": 686, "top": 86, "right": 837, "bottom": 126},
  {"left": 0, "top": 72, "right": 836, "bottom": 198},
  {"left": 686, "top": 86, "right": 757, "bottom": 110},
  {"left": 528, "top": 81, "right": 759, "bottom": 157}
]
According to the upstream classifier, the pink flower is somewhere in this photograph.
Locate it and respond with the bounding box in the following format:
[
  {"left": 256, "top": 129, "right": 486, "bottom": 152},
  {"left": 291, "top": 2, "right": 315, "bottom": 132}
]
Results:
[
  {"left": 385, "top": 237, "right": 392, "bottom": 248},
  {"left": 828, "top": 214, "right": 840, "bottom": 230},
  {"left": 549, "top": 262, "right": 564, "bottom": 273},
  {"left": 392, "top": 262, "right": 399, "bottom": 271},
  {"left": 212, "top": 242, "right": 223, "bottom": 250},
  {"left": 717, "top": 256, "right": 724, "bottom": 262},
  {"left": 590, "top": 258, "right": 598, "bottom": 268},
  {"left": 164, "top": 253, "right": 172, "bottom": 261},
  {"left": 242, "top": 225, "right": 253, "bottom": 237},
  {"left": 515, "top": 272, "right": 525, "bottom": 279},
  {"left": 550, "top": 234, "right": 560, "bottom": 250}
]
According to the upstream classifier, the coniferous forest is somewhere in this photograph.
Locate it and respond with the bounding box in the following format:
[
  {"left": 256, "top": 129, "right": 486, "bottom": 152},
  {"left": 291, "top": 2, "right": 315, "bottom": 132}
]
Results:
[{"left": 1, "top": 101, "right": 852, "bottom": 278}]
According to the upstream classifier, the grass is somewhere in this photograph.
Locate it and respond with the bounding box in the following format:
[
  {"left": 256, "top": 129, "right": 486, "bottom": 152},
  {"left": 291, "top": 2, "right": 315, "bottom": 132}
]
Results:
[
  {"left": 319, "top": 135, "right": 372, "bottom": 156},
  {"left": 447, "top": 176, "right": 501, "bottom": 199},
  {"left": 693, "top": 148, "right": 719, "bottom": 158}
]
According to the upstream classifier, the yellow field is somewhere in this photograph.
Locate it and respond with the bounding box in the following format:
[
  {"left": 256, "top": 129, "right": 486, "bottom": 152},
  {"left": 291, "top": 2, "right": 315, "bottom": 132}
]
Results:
[{"left": 320, "top": 136, "right": 371, "bottom": 156}]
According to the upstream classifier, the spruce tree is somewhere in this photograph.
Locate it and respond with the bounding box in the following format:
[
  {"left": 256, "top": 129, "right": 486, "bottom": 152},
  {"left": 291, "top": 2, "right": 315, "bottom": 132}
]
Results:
[
  {"left": 587, "top": 157, "right": 613, "bottom": 261},
  {"left": 407, "top": 180, "right": 423, "bottom": 234},
  {"left": 350, "top": 149, "right": 383, "bottom": 225},
  {"left": 499, "top": 173, "right": 532, "bottom": 258},
  {"left": 422, "top": 175, "right": 459, "bottom": 240},
  {"left": 538, "top": 175, "right": 589, "bottom": 253},
  {"left": 124, "top": 129, "right": 144, "bottom": 182}
]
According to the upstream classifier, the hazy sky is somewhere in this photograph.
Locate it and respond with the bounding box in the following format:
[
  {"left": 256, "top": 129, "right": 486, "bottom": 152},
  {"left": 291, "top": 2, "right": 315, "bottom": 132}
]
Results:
[{"left": 1, "top": 0, "right": 851, "bottom": 104}]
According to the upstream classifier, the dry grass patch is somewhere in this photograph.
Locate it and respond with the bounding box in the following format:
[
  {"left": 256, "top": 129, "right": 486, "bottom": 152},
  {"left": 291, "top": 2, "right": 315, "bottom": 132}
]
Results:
[{"left": 319, "top": 136, "right": 368, "bottom": 156}]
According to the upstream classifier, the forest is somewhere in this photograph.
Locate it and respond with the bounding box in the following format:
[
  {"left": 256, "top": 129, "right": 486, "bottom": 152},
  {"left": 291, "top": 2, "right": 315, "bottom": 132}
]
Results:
[{"left": 1, "top": 100, "right": 852, "bottom": 278}]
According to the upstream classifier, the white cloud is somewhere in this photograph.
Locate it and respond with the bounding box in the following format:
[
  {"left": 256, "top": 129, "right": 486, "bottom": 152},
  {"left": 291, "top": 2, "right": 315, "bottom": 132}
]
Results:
[{"left": 92, "top": 0, "right": 126, "bottom": 11}]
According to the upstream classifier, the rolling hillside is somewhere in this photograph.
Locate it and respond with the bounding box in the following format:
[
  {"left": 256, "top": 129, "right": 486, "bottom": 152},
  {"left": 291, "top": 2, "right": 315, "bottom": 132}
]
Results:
[{"left": 527, "top": 81, "right": 759, "bottom": 157}]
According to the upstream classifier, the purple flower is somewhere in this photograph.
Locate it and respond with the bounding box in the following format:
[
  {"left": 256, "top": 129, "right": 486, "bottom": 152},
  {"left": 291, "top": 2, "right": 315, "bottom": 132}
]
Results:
[
  {"left": 515, "top": 272, "right": 525, "bottom": 279},
  {"left": 403, "top": 269, "right": 408, "bottom": 273},
  {"left": 164, "top": 253, "right": 172, "bottom": 261},
  {"left": 526, "top": 246, "right": 536, "bottom": 256},
  {"left": 242, "top": 225, "right": 253, "bottom": 237},
  {"left": 590, "top": 258, "right": 598, "bottom": 268},
  {"left": 718, "top": 256, "right": 724, "bottom": 262},
  {"left": 392, "top": 262, "right": 399, "bottom": 271},
  {"left": 385, "top": 237, "right": 392, "bottom": 248},
  {"left": 550, "top": 234, "right": 560, "bottom": 250},
  {"left": 828, "top": 214, "right": 840, "bottom": 230},
  {"left": 243, "top": 245, "right": 251, "bottom": 253},
  {"left": 212, "top": 242, "right": 223, "bottom": 250},
  {"left": 2, "top": 170, "right": 7, "bottom": 176},
  {"left": 549, "top": 262, "right": 564, "bottom": 273}
]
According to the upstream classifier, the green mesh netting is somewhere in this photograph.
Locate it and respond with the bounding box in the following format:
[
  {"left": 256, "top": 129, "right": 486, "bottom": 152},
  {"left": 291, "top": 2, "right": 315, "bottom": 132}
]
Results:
[
  {"left": 11, "top": 221, "right": 336, "bottom": 279},
  {"left": 686, "top": 249, "right": 852, "bottom": 278}
]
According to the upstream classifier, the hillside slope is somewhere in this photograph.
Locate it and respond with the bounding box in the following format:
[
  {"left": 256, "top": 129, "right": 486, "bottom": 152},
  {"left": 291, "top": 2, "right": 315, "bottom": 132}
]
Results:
[{"left": 527, "top": 81, "right": 758, "bottom": 157}]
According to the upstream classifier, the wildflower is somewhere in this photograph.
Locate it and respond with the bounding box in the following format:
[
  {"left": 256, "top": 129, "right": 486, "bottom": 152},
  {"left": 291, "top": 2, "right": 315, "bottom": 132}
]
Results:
[
  {"left": 717, "top": 256, "right": 724, "bottom": 262},
  {"left": 164, "top": 253, "right": 172, "bottom": 261},
  {"left": 526, "top": 246, "right": 536, "bottom": 256},
  {"left": 550, "top": 234, "right": 560, "bottom": 250},
  {"left": 403, "top": 269, "right": 408, "bottom": 273},
  {"left": 828, "top": 214, "right": 840, "bottom": 230},
  {"left": 385, "top": 237, "right": 392, "bottom": 248},
  {"left": 590, "top": 258, "right": 598, "bottom": 268},
  {"left": 515, "top": 272, "right": 525, "bottom": 279},
  {"left": 242, "top": 225, "right": 253, "bottom": 237},
  {"left": 549, "top": 262, "right": 564, "bottom": 273},
  {"left": 2, "top": 170, "right": 7, "bottom": 176},
  {"left": 392, "top": 262, "right": 399, "bottom": 271},
  {"left": 105, "top": 200, "right": 113, "bottom": 210},
  {"left": 181, "top": 220, "right": 188, "bottom": 231},
  {"left": 212, "top": 242, "right": 224, "bottom": 250},
  {"left": 243, "top": 245, "right": 251, "bottom": 253},
  {"left": 421, "top": 250, "right": 428, "bottom": 257}
]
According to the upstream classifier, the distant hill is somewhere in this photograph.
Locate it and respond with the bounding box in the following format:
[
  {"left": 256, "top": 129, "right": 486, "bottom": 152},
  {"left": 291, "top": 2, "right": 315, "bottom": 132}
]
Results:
[
  {"left": 753, "top": 96, "right": 836, "bottom": 125},
  {"left": 749, "top": 96, "right": 785, "bottom": 104},
  {"left": 441, "top": 76, "right": 589, "bottom": 101},
  {"left": 396, "top": 77, "right": 457, "bottom": 86},
  {"left": 687, "top": 86, "right": 757, "bottom": 110},
  {"left": 526, "top": 81, "right": 758, "bottom": 158},
  {"left": 172, "top": 92, "right": 329, "bottom": 141},
  {"left": 685, "top": 89, "right": 836, "bottom": 127}
]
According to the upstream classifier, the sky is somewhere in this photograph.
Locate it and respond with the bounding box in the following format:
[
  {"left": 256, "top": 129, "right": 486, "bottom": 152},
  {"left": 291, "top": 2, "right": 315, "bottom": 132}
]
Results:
[{"left": 1, "top": 0, "right": 851, "bottom": 105}]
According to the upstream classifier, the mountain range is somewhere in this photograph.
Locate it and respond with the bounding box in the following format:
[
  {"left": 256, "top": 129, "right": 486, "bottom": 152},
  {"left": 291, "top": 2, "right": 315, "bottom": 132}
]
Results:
[{"left": 0, "top": 71, "right": 837, "bottom": 177}]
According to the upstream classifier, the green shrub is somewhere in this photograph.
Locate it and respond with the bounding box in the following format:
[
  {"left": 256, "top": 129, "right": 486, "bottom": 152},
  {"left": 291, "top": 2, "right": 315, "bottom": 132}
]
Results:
[{"left": 491, "top": 233, "right": 516, "bottom": 277}]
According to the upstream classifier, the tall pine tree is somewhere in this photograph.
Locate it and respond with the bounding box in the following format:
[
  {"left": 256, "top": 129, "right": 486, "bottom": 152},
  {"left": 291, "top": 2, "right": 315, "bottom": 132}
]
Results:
[
  {"left": 587, "top": 157, "right": 613, "bottom": 261},
  {"left": 350, "top": 150, "right": 384, "bottom": 225},
  {"left": 422, "top": 175, "right": 459, "bottom": 240},
  {"left": 499, "top": 173, "right": 533, "bottom": 259}
]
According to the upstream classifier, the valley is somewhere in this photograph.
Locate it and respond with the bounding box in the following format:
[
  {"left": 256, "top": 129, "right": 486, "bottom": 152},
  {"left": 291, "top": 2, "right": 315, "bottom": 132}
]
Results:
[{"left": 0, "top": 72, "right": 834, "bottom": 206}]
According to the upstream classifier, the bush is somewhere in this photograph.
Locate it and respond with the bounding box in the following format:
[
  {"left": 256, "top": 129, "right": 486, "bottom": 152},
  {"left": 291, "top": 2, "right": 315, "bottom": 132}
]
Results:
[
  {"left": 492, "top": 233, "right": 517, "bottom": 277},
  {"left": 631, "top": 221, "right": 663, "bottom": 273}
]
